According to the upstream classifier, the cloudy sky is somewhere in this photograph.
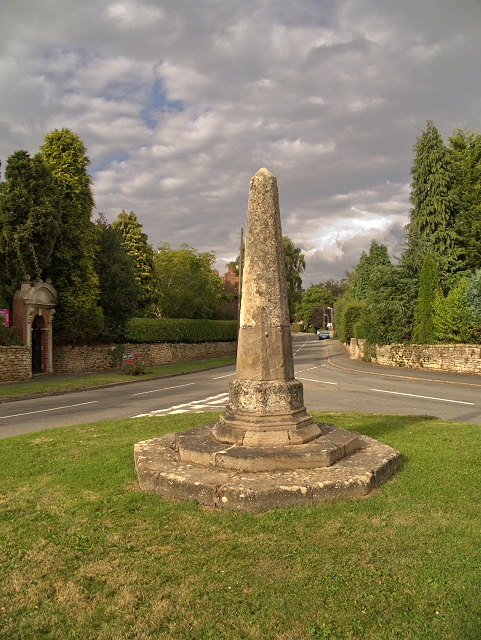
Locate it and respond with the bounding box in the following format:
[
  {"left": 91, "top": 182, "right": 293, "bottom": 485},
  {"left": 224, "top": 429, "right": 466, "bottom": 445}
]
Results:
[{"left": 1, "top": 0, "right": 481, "bottom": 285}]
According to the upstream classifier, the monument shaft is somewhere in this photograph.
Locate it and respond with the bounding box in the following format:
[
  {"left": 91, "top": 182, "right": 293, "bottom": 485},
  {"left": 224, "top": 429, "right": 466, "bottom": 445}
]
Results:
[{"left": 213, "top": 168, "right": 321, "bottom": 447}]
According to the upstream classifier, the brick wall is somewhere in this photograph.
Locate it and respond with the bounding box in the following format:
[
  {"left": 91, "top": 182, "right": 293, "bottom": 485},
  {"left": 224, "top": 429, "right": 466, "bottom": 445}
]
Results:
[
  {"left": 0, "top": 346, "right": 31, "bottom": 382},
  {"left": 349, "top": 339, "right": 481, "bottom": 376},
  {"left": 53, "top": 341, "right": 237, "bottom": 374}
]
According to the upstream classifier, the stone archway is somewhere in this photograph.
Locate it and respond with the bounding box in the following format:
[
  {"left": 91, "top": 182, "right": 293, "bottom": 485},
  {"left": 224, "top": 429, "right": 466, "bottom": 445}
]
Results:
[{"left": 12, "top": 276, "right": 57, "bottom": 375}]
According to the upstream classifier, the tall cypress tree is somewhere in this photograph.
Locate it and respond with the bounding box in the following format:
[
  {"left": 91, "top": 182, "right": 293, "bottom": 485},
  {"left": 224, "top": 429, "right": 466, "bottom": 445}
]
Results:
[
  {"left": 448, "top": 127, "right": 481, "bottom": 272},
  {"left": 0, "top": 150, "right": 60, "bottom": 306},
  {"left": 111, "top": 210, "right": 154, "bottom": 312},
  {"left": 412, "top": 255, "right": 439, "bottom": 344},
  {"left": 40, "top": 129, "right": 103, "bottom": 342},
  {"left": 407, "top": 120, "right": 460, "bottom": 283}
]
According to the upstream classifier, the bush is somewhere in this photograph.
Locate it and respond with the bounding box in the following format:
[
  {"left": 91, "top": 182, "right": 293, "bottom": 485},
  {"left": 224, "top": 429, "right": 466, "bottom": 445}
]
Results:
[
  {"left": 123, "top": 353, "right": 146, "bottom": 376},
  {"left": 126, "top": 318, "right": 237, "bottom": 344},
  {"left": 337, "top": 302, "right": 366, "bottom": 344},
  {"left": 0, "top": 325, "right": 23, "bottom": 346}
]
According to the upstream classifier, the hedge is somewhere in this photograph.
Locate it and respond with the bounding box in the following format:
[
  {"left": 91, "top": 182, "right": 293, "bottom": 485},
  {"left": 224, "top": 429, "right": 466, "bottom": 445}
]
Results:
[{"left": 126, "top": 318, "right": 237, "bottom": 344}]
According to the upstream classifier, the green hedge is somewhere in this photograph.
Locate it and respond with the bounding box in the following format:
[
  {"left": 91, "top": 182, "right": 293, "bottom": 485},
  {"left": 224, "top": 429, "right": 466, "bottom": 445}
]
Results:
[{"left": 126, "top": 318, "right": 237, "bottom": 344}]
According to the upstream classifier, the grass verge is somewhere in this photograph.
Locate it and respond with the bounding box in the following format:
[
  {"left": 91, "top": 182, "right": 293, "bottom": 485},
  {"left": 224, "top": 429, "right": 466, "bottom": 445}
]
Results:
[
  {"left": 1, "top": 411, "right": 480, "bottom": 639},
  {"left": 0, "top": 356, "right": 236, "bottom": 402}
]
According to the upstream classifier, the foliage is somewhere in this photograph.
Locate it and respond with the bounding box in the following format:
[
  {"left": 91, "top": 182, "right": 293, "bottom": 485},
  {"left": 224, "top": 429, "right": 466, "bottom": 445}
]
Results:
[
  {"left": 96, "top": 215, "right": 140, "bottom": 342},
  {"left": 433, "top": 278, "right": 475, "bottom": 344},
  {"left": 466, "top": 269, "right": 481, "bottom": 325},
  {"left": 296, "top": 285, "right": 334, "bottom": 330},
  {"left": 1, "top": 412, "right": 480, "bottom": 639},
  {"left": 352, "top": 240, "right": 392, "bottom": 301},
  {"left": 122, "top": 352, "right": 146, "bottom": 375},
  {"left": 314, "top": 278, "right": 349, "bottom": 299},
  {"left": 406, "top": 120, "right": 460, "bottom": 284},
  {"left": 40, "top": 129, "right": 103, "bottom": 342},
  {"left": 152, "top": 243, "right": 223, "bottom": 319},
  {"left": 448, "top": 127, "right": 481, "bottom": 272},
  {"left": 126, "top": 318, "right": 237, "bottom": 343},
  {"left": 0, "top": 325, "right": 23, "bottom": 346},
  {"left": 111, "top": 210, "right": 154, "bottom": 311},
  {"left": 282, "top": 236, "right": 306, "bottom": 321},
  {"left": 412, "top": 255, "right": 440, "bottom": 344},
  {"left": 337, "top": 301, "right": 366, "bottom": 343},
  {"left": 0, "top": 150, "right": 60, "bottom": 305}
]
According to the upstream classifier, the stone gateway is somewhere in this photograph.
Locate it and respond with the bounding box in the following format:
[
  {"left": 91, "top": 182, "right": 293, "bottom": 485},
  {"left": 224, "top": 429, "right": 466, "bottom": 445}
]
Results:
[{"left": 134, "top": 168, "right": 401, "bottom": 511}]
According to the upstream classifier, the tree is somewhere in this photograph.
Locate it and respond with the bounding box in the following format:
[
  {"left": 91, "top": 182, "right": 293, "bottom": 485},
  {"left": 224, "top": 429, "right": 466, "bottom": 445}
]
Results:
[
  {"left": 0, "top": 150, "right": 60, "bottom": 306},
  {"left": 433, "top": 277, "right": 475, "bottom": 344},
  {"left": 448, "top": 127, "right": 481, "bottom": 272},
  {"left": 40, "top": 128, "right": 103, "bottom": 342},
  {"left": 352, "top": 240, "right": 392, "bottom": 301},
  {"left": 412, "top": 255, "right": 440, "bottom": 344},
  {"left": 407, "top": 120, "right": 460, "bottom": 283},
  {"left": 282, "top": 236, "right": 306, "bottom": 322},
  {"left": 96, "top": 215, "right": 140, "bottom": 342},
  {"left": 152, "top": 243, "right": 223, "bottom": 319},
  {"left": 296, "top": 285, "right": 334, "bottom": 330},
  {"left": 111, "top": 210, "right": 154, "bottom": 311},
  {"left": 466, "top": 269, "right": 481, "bottom": 343}
]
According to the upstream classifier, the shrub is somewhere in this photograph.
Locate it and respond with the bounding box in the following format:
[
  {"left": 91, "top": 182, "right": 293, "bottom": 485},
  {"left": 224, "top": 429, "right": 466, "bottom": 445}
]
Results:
[
  {"left": 126, "top": 318, "right": 237, "bottom": 344},
  {"left": 123, "top": 353, "right": 146, "bottom": 376},
  {"left": 0, "top": 325, "right": 23, "bottom": 346},
  {"left": 337, "top": 302, "right": 366, "bottom": 344}
]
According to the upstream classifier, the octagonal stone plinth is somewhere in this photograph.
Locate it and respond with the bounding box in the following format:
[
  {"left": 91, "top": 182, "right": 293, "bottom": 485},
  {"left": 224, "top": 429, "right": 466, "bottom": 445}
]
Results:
[{"left": 134, "top": 423, "right": 402, "bottom": 512}]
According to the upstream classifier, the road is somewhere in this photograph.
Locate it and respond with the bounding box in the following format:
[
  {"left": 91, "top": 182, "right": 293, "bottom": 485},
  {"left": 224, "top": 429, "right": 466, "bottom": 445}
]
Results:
[{"left": 1, "top": 335, "right": 480, "bottom": 439}]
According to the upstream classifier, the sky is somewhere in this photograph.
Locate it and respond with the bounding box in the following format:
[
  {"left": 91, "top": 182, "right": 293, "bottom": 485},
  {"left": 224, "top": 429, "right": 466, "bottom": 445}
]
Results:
[{"left": 1, "top": 0, "right": 481, "bottom": 286}]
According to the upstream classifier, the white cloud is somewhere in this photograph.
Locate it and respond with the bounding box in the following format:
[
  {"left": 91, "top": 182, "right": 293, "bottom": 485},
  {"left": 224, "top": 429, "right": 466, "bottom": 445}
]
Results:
[{"left": 1, "top": 0, "right": 481, "bottom": 284}]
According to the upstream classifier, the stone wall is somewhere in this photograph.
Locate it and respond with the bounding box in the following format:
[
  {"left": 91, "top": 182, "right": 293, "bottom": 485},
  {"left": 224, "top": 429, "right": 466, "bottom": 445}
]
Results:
[
  {"left": 349, "top": 339, "right": 481, "bottom": 376},
  {"left": 0, "top": 346, "right": 31, "bottom": 382},
  {"left": 53, "top": 341, "right": 237, "bottom": 374}
]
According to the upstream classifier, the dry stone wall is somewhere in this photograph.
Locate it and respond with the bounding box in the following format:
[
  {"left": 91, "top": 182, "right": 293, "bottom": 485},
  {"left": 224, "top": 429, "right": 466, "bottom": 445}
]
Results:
[
  {"left": 349, "top": 339, "right": 481, "bottom": 376},
  {"left": 53, "top": 341, "right": 237, "bottom": 374},
  {"left": 0, "top": 346, "right": 31, "bottom": 382}
]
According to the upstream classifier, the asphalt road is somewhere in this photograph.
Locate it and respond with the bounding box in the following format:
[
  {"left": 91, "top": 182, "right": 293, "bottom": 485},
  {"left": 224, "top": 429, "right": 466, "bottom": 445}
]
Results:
[{"left": 1, "top": 335, "right": 480, "bottom": 439}]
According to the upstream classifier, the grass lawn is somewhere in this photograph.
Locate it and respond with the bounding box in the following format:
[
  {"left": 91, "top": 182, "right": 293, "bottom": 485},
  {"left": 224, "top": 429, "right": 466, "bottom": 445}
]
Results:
[
  {"left": 0, "top": 356, "right": 236, "bottom": 401},
  {"left": 0, "top": 411, "right": 480, "bottom": 639}
]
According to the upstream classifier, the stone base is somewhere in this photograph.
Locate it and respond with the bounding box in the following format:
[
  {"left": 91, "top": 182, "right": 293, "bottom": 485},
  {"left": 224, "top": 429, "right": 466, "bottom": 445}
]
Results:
[{"left": 134, "top": 423, "right": 402, "bottom": 512}]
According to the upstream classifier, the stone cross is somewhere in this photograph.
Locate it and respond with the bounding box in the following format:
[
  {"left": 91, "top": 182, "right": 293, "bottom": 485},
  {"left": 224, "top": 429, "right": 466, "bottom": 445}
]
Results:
[{"left": 212, "top": 168, "right": 322, "bottom": 447}]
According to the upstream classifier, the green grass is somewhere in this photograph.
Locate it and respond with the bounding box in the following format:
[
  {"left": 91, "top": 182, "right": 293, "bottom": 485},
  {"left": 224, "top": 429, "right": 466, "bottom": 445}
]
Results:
[
  {"left": 0, "top": 356, "right": 236, "bottom": 401},
  {"left": 1, "top": 411, "right": 480, "bottom": 639}
]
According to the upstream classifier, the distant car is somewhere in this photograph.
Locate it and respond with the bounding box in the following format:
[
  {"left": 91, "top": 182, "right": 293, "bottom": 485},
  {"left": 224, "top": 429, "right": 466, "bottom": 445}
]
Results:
[{"left": 318, "top": 331, "right": 330, "bottom": 340}]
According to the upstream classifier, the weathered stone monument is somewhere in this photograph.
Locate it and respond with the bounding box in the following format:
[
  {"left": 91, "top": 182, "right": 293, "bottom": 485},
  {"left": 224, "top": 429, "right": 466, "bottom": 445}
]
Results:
[{"left": 135, "top": 168, "right": 401, "bottom": 511}]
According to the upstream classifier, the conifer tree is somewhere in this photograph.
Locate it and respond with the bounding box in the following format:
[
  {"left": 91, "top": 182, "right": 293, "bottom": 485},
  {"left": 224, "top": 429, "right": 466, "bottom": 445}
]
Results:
[
  {"left": 352, "top": 240, "right": 391, "bottom": 301},
  {"left": 407, "top": 120, "right": 460, "bottom": 283},
  {"left": 0, "top": 150, "right": 60, "bottom": 306},
  {"left": 448, "top": 127, "right": 481, "bottom": 272},
  {"left": 433, "top": 278, "right": 474, "bottom": 344},
  {"left": 40, "top": 129, "right": 103, "bottom": 342},
  {"left": 412, "top": 255, "right": 439, "bottom": 344},
  {"left": 111, "top": 210, "right": 154, "bottom": 311}
]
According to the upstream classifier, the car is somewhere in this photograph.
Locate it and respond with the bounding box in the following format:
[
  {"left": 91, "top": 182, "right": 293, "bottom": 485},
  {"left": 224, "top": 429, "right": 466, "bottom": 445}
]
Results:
[{"left": 318, "top": 331, "right": 330, "bottom": 340}]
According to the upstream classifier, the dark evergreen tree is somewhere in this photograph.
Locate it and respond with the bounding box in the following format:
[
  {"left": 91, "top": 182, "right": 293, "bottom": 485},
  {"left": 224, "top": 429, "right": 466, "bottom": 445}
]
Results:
[
  {"left": 111, "top": 210, "right": 154, "bottom": 311},
  {"left": 412, "top": 255, "right": 439, "bottom": 344},
  {"left": 40, "top": 129, "right": 103, "bottom": 342},
  {"left": 0, "top": 150, "right": 60, "bottom": 306},
  {"left": 407, "top": 120, "right": 460, "bottom": 284},
  {"left": 448, "top": 127, "right": 481, "bottom": 272},
  {"left": 352, "top": 240, "right": 391, "bottom": 301},
  {"left": 96, "top": 215, "right": 140, "bottom": 342}
]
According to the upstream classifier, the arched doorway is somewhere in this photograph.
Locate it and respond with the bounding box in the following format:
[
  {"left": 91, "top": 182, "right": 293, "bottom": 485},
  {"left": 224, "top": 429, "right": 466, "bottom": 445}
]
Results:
[{"left": 32, "top": 315, "right": 46, "bottom": 374}]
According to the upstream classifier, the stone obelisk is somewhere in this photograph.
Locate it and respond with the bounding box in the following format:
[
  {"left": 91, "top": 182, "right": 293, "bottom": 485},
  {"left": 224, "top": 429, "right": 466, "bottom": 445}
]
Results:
[{"left": 212, "top": 168, "right": 322, "bottom": 447}]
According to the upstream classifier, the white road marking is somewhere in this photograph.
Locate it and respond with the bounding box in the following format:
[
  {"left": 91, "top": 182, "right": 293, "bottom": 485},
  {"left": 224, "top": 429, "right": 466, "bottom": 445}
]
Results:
[
  {"left": 132, "top": 383, "right": 195, "bottom": 397},
  {"left": 295, "top": 366, "right": 321, "bottom": 374},
  {"left": 371, "top": 389, "right": 474, "bottom": 405},
  {"left": 293, "top": 340, "right": 310, "bottom": 356},
  {"left": 132, "top": 392, "right": 230, "bottom": 418},
  {"left": 213, "top": 372, "right": 236, "bottom": 379},
  {"left": 0, "top": 401, "right": 99, "bottom": 420},
  {"left": 297, "top": 377, "right": 338, "bottom": 385}
]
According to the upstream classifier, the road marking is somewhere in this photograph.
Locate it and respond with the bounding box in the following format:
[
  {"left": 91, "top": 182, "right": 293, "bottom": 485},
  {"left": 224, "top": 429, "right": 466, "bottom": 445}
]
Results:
[
  {"left": 0, "top": 401, "right": 99, "bottom": 420},
  {"left": 295, "top": 366, "right": 321, "bottom": 374},
  {"left": 297, "top": 377, "right": 338, "bottom": 385},
  {"left": 132, "top": 383, "right": 195, "bottom": 397},
  {"left": 371, "top": 389, "right": 474, "bottom": 405},
  {"left": 133, "top": 393, "right": 230, "bottom": 418},
  {"left": 212, "top": 372, "right": 236, "bottom": 379},
  {"left": 293, "top": 340, "right": 311, "bottom": 355}
]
